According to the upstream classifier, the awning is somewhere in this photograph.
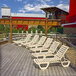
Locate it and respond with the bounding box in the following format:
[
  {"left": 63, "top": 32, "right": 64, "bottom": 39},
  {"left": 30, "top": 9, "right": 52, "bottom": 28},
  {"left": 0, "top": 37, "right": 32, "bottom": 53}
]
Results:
[{"left": 61, "top": 22, "right": 76, "bottom": 27}]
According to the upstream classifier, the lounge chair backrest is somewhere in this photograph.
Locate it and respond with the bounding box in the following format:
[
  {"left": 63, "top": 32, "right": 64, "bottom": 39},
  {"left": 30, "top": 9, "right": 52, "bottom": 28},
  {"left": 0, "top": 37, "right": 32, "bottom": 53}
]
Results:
[
  {"left": 26, "top": 31, "right": 28, "bottom": 36},
  {"left": 35, "top": 30, "right": 38, "bottom": 35},
  {"left": 55, "top": 45, "right": 69, "bottom": 59},
  {"left": 25, "top": 34, "right": 32, "bottom": 42},
  {"left": 38, "top": 36, "right": 46, "bottom": 45},
  {"left": 46, "top": 38, "right": 53, "bottom": 44},
  {"left": 40, "top": 31, "right": 43, "bottom": 35},
  {"left": 43, "top": 38, "right": 53, "bottom": 48},
  {"left": 31, "top": 31, "right": 33, "bottom": 34},
  {"left": 48, "top": 41, "right": 60, "bottom": 53},
  {"left": 31, "top": 35, "right": 39, "bottom": 43}
]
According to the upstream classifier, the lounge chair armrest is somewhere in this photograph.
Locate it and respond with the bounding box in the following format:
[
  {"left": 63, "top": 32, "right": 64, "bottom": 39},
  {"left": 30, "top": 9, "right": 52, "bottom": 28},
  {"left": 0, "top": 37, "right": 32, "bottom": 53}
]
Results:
[
  {"left": 43, "top": 54, "right": 54, "bottom": 59},
  {"left": 38, "top": 45, "right": 43, "bottom": 47},
  {"left": 40, "top": 49, "right": 48, "bottom": 52},
  {"left": 22, "top": 42, "right": 26, "bottom": 43},
  {"left": 45, "top": 53, "right": 54, "bottom": 57},
  {"left": 35, "top": 45, "right": 43, "bottom": 48},
  {"left": 42, "top": 49, "right": 48, "bottom": 51}
]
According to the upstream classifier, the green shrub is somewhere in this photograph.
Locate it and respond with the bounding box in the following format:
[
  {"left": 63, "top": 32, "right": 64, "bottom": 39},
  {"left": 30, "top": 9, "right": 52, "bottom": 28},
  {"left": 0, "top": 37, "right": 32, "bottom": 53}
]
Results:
[
  {"left": 0, "top": 24, "right": 5, "bottom": 31},
  {"left": 52, "top": 27, "right": 56, "bottom": 32},
  {"left": 12, "top": 29, "right": 18, "bottom": 33},
  {"left": 0, "top": 24, "right": 5, "bottom": 34},
  {"left": 27, "top": 25, "right": 63, "bottom": 34},
  {"left": 4, "top": 27, "right": 10, "bottom": 33},
  {"left": 32, "top": 28, "right": 36, "bottom": 33},
  {"left": 57, "top": 27, "right": 63, "bottom": 34},
  {"left": 28, "top": 28, "right": 32, "bottom": 33},
  {"left": 37, "top": 28, "right": 41, "bottom": 33},
  {"left": 37, "top": 25, "right": 43, "bottom": 30},
  {"left": 47, "top": 29, "right": 51, "bottom": 33},
  {"left": 0, "top": 24, "right": 10, "bottom": 33},
  {"left": 18, "top": 28, "right": 22, "bottom": 33}
]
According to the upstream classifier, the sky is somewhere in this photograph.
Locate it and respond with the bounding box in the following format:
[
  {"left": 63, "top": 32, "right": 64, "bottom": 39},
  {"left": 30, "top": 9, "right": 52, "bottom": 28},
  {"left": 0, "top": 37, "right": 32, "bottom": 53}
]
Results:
[{"left": 0, "top": 0, "right": 70, "bottom": 18}]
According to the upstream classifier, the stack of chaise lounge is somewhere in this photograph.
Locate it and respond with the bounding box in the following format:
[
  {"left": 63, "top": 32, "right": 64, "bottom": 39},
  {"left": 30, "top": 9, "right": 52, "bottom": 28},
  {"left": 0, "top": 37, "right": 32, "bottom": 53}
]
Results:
[{"left": 13, "top": 33, "right": 71, "bottom": 70}]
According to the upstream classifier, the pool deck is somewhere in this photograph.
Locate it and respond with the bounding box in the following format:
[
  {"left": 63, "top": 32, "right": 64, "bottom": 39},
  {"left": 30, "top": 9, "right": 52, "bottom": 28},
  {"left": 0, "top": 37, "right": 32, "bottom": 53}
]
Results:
[{"left": 0, "top": 43, "right": 76, "bottom": 76}]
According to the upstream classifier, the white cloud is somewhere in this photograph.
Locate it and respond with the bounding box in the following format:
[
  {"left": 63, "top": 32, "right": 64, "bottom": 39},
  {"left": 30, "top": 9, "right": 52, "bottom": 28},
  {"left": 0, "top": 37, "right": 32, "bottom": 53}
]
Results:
[
  {"left": 19, "top": 3, "right": 52, "bottom": 13},
  {"left": 57, "top": 4, "right": 69, "bottom": 12},
  {"left": 37, "top": 0, "right": 51, "bottom": 4},
  {"left": 18, "top": 1, "right": 69, "bottom": 13},
  {"left": 18, "top": 0, "right": 55, "bottom": 13},
  {"left": 2, "top": 4, "right": 8, "bottom": 7},
  {"left": 19, "top": 9, "right": 26, "bottom": 13}
]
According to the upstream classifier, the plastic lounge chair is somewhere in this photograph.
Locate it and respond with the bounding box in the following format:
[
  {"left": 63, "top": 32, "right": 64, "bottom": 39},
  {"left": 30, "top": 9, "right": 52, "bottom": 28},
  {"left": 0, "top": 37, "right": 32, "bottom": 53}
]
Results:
[
  {"left": 34, "top": 45, "right": 70, "bottom": 70},
  {"left": 23, "top": 35, "right": 39, "bottom": 47},
  {"left": 28, "top": 36, "right": 46, "bottom": 48},
  {"left": 31, "top": 31, "right": 33, "bottom": 35},
  {"left": 32, "top": 41, "right": 60, "bottom": 58},
  {"left": 13, "top": 34, "right": 32, "bottom": 44},
  {"left": 14, "top": 34, "right": 32, "bottom": 44},
  {"left": 30, "top": 38, "right": 53, "bottom": 52},
  {"left": 26, "top": 35, "right": 39, "bottom": 48},
  {"left": 18, "top": 34, "right": 33, "bottom": 46},
  {"left": 35, "top": 30, "right": 38, "bottom": 35},
  {"left": 26, "top": 31, "right": 28, "bottom": 36}
]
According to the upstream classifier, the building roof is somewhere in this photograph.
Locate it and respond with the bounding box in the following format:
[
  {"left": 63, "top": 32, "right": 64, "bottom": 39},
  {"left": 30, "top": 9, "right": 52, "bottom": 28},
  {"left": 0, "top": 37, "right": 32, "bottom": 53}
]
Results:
[
  {"left": 62, "top": 22, "right": 76, "bottom": 26},
  {"left": 11, "top": 13, "right": 45, "bottom": 18},
  {"left": 62, "top": 22, "right": 76, "bottom": 27},
  {"left": 41, "top": 7, "right": 69, "bottom": 15},
  {"left": 1, "top": 7, "right": 11, "bottom": 9}
]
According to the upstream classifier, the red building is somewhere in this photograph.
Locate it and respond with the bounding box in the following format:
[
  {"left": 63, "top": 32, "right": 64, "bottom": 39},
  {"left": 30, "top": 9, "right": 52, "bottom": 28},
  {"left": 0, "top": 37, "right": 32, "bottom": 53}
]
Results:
[
  {"left": 1, "top": 6, "right": 70, "bottom": 32},
  {"left": 11, "top": 13, "right": 45, "bottom": 30},
  {"left": 1, "top": 8, "right": 45, "bottom": 30},
  {"left": 63, "top": 0, "right": 76, "bottom": 34},
  {"left": 69, "top": 0, "right": 76, "bottom": 23}
]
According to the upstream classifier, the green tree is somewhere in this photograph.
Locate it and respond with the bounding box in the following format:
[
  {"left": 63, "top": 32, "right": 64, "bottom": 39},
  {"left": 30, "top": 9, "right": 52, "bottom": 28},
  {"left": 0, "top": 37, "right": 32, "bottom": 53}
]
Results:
[
  {"left": 52, "top": 27, "right": 57, "bottom": 32},
  {"left": 4, "top": 26, "right": 10, "bottom": 33},
  {"left": 0, "top": 24, "right": 5, "bottom": 33},
  {"left": 37, "top": 25, "right": 43, "bottom": 30},
  {"left": 47, "top": 29, "right": 51, "bottom": 33}
]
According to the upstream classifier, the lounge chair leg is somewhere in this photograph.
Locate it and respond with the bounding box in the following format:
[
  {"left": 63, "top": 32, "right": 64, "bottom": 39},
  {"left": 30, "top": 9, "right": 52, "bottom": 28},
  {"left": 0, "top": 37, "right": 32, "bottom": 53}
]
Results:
[
  {"left": 39, "top": 62, "right": 49, "bottom": 70},
  {"left": 61, "top": 60, "right": 70, "bottom": 67}
]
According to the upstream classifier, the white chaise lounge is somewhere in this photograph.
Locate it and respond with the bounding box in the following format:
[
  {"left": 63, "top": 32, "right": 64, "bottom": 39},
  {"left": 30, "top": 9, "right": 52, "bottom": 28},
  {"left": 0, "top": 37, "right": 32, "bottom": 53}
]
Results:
[
  {"left": 32, "top": 41, "right": 60, "bottom": 58},
  {"left": 34, "top": 45, "right": 70, "bottom": 70},
  {"left": 13, "top": 34, "right": 32, "bottom": 44},
  {"left": 30, "top": 38, "right": 53, "bottom": 52},
  {"left": 28, "top": 36, "right": 46, "bottom": 48},
  {"left": 22, "top": 35, "right": 39, "bottom": 47}
]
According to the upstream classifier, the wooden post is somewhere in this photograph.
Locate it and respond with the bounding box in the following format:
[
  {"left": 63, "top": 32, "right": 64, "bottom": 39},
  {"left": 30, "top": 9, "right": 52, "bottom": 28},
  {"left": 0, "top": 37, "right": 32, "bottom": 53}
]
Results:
[
  {"left": 10, "top": 18, "right": 12, "bottom": 43},
  {"left": 45, "top": 12, "right": 48, "bottom": 39}
]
